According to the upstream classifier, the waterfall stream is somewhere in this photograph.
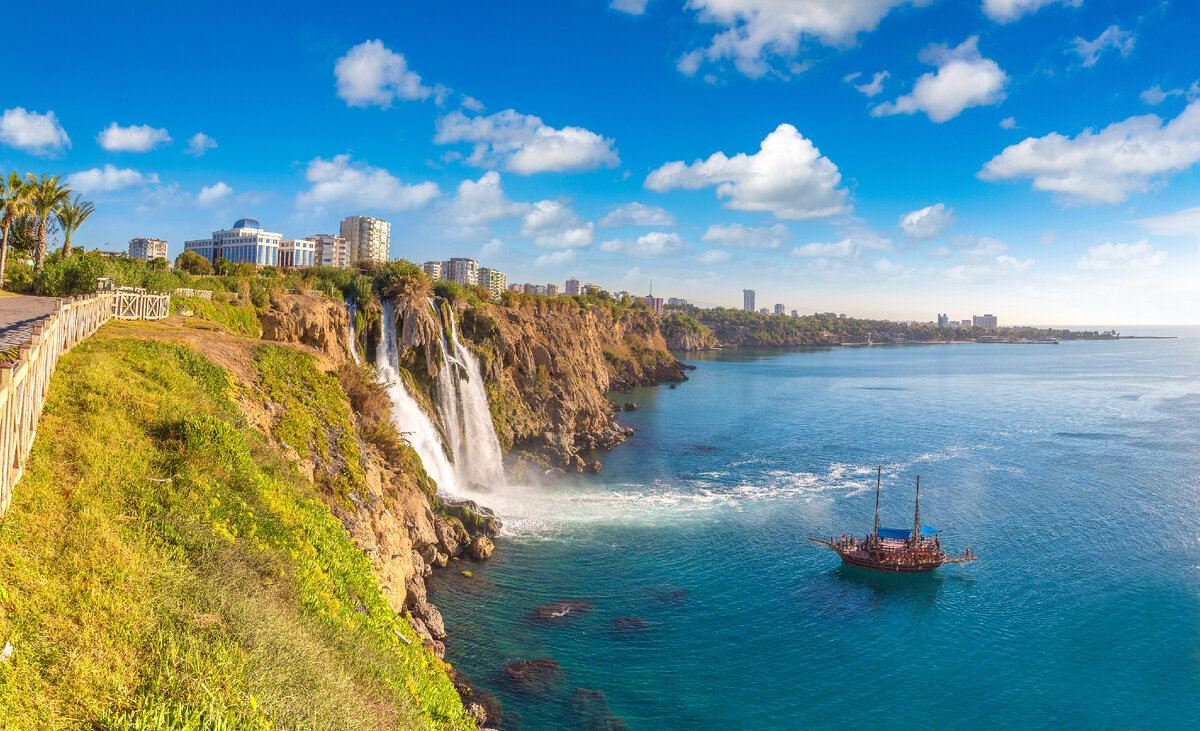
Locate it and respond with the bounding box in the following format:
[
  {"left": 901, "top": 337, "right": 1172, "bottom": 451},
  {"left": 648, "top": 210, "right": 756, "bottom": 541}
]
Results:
[{"left": 345, "top": 300, "right": 361, "bottom": 364}]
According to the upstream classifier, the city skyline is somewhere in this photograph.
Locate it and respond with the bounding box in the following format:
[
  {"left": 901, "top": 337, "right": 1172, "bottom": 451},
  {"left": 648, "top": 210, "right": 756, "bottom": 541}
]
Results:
[{"left": 2, "top": 2, "right": 1198, "bottom": 324}]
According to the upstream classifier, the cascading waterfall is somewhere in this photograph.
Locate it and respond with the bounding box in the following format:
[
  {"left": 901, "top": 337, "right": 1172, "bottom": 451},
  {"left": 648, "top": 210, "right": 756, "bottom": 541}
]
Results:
[{"left": 345, "top": 300, "right": 361, "bottom": 365}]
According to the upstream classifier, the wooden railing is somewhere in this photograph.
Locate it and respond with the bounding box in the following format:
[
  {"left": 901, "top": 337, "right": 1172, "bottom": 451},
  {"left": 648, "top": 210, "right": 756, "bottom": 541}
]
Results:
[
  {"left": 173, "top": 288, "right": 214, "bottom": 300},
  {"left": 0, "top": 289, "right": 170, "bottom": 517}
]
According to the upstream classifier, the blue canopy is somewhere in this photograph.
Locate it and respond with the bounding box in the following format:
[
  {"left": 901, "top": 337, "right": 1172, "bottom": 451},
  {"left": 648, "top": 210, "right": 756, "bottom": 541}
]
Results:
[
  {"left": 878, "top": 526, "right": 940, "bottom": 539},
  {"left": 920, "top": 526, "right": 940, "bottom": 535}
]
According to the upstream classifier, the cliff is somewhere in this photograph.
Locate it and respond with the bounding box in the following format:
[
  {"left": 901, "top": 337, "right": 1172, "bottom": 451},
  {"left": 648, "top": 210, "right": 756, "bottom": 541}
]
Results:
[{"left": 661, "top": 312, "right": 718, "bottom": 351}]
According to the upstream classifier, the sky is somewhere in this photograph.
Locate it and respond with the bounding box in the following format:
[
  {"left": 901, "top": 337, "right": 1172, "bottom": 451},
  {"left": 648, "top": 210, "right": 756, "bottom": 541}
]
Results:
[{"left": 2, "top": 0, "right": 1198, "bottom": 325}]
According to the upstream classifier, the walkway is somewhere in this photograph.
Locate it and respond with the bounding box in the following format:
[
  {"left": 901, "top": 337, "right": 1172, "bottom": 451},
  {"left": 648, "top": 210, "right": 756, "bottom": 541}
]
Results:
[{"left": 0, "top": 296, "right": 60, "bottom": 353}]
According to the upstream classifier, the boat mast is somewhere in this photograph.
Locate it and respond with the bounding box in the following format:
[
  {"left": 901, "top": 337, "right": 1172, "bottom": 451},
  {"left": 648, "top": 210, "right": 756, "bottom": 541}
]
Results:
[
  {"left": 873, "top": 465, "right": 881, "bottom": 538},
  {"left": 912, "top": 475, "right": 922, "bottom": 539}
]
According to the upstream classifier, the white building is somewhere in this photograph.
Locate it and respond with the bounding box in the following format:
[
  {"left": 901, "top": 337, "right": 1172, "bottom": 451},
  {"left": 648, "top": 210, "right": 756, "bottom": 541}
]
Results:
[
  {"left": 129, "top": 237, "right": 168, "bottom": 262},
  {"left": 973, "top": 314, "right": 998, "bottom": 330},
  {"left": 339, "top": 216, "right": 390, "bottom": 265},
  {"left": 743, "top": 289, "right": 756, "bottom": 313},
  {"left": 422, "top": 261, "right": 442, "bottom": 280},
  {"left": 279, "top": 238, "right": 316, "bottom": 269},
  {"left": 667, "top": 297, "right": 688, "bottom": 306},
  {"left": 185, "top": 218, "right": 282, "bottom": 267},
  {"left": 774, "top": 303, "right": 785, "bottom": 316},
  {"left": 311, "top": 234, "right": 350, "bottom": 269},
  {"left": 442, "top": 258, "right": 478, "bottom": 286},
  {"left": 477, "top": 267, "right": 507, "bottom": 299},
  {"left": 640, "top": 295, "right": 664, "bottom": 315},
  {"left": 565, "top": 278, "right": 581, "bottom": 296},
  {"left": 507, "top": 283, "right": 524, "bottom": 293}
]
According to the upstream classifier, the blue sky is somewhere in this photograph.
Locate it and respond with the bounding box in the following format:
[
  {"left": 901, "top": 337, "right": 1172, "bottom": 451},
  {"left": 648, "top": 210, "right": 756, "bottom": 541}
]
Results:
[{"left": 2, "top": 0, "right": 1198, "bottom": 324}]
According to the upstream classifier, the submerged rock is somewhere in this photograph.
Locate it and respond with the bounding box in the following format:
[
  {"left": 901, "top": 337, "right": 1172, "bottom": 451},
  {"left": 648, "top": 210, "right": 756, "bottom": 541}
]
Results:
[
  {"left": 608, "top": 616, "right": 645, "bottom": 632},
  {"left": 453, "top": 671, "right": 504, "bottom": 726},
  {"left": 568, "top": 688, "right": 630, "bottom": 730},
  {"left": 587, "top": 461, "right": 603, "bottom": 474},
  {"left": 622, "top": 402, "right": 638, "bottom": 411},
  {"left": 504, "top": 659, "right": 562, "bottom": 692},
  {"left": 467, "top": 536, "right": 495, "bottom": 559},
  {"left": 534, "top": 599, "right": 594, "bottom": 621}
]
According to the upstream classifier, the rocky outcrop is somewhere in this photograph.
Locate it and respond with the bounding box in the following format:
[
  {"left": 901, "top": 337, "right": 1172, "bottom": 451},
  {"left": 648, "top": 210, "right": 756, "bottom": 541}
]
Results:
[
  {"left": 661, "top": 313, "right": 718, "bottom": 351},
  {"left": 504, "top": 659, "right": 562, "bottom": 693},
  {"left": 258, "top": 293, "right": 353, "bottom": 361}
]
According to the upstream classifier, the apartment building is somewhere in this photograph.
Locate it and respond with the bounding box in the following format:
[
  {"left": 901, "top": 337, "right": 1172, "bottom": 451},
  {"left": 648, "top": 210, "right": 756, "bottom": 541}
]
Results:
[
  {"left": 128, "top": 237, "right": 168, "bottom": 262},
  {"left": 477, "top": 267, "right": 507, "bottom": 299},
  {"left": 339, "top": 215, "right": 390, "bottom": 265},
  {"left": 565, "top": 278, "right": 581, "bottom": 296},
  {"left": 422, "top": 261, "right": 442, "bottom": 280},
  {"left": 310, "top": 234, "right": 350, "bottom": 269},
  {"left": 743, "top": 289, "right": 756, "bottom": 312},
  {"left": 441, "top": 258, "right": 479, "bottom": 286}
]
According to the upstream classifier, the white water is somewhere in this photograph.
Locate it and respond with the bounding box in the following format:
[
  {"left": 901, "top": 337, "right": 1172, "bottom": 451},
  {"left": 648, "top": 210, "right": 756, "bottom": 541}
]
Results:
[{"left": 345, "top": 300, "right": 361, "bottom": 364}]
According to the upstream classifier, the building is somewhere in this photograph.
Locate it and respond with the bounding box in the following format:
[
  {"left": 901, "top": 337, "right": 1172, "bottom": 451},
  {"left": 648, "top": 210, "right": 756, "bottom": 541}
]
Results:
[
  {"left": 667, "top": 297, "right": 689, "bottom": 306},
  {"left": 791, "top": 309, "right": 799, "bottom": 317},
  {"left": 278, "top": 238, "right": 316, "bottom": 269},
  {"left": 477, "top": 267, "right": 507, "bottom": 299},
  {"left": 309, "top": 234, "right": 350, "bottom": 269},
  {"left": 583, "top": 283, "right": 601, "bottom": 295},
  {"left": 339, "top": 216, "right": 390, "bottom": 265},
  {"left": 640, "top": 295, "right": 664, "bottom": 316},
  {"left": 565, "top": 278, "right": 581, "bottom": 296},
  {"left": 758, "top": 307, "right": 769, "bottom": 315},
  {"left": 129, "top": 237, "right": 167, "bottom": 262},
  {"left": 546, "top": 283, "right": 560, "bottom": 297},
  {"left": 973, "top": 314, "right": 998, "bottom": 330},
  {"left": 422, "top": 260, "right": 442, "bottom": 280},
  {"left": 185, "top": 218, "right": 282, "bottom": 267},
  {"left": 441, "top": 258, "right": 479, "bottom": 286},
  {"left": 936, "top": 313, "right": 949, "bottom": 327},
  {"left": 774, "top": 303, "right": 785, "bottom": 316},
  {"left": 743, "top": 289, "right": 756, "bottom": 313},
  {"left": 507, "top": 283, "right": 524, "bottom": 293}
]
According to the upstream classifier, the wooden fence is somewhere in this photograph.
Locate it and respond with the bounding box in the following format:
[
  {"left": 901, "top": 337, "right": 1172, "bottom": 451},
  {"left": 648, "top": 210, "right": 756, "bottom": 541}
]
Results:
[
  {"left": 0, "top": 289, "right": 170, "bottom": 517},
  {"left": 173, "top": 288, "right": 214, "bottom": 300}
]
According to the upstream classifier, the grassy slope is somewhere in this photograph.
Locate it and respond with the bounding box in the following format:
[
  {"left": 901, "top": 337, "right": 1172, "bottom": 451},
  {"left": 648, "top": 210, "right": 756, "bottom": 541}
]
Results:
[{"left": 0, "top": 333, "right": 470, "bottom": 730}]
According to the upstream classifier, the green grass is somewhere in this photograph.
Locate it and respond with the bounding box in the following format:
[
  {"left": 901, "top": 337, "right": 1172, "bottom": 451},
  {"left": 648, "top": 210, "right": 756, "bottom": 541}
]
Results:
[
  {"left": 174, "top": 296, "right": 262, "bottom": 337},
  {"left": 0, "top": 336, "right": 472, "bottom": 730}
]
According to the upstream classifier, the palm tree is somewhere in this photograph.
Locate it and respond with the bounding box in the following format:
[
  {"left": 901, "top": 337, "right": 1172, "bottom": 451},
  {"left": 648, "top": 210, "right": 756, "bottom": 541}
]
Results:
[
  {"left": 0, "top": 172, "right": 30, "bottom": 289},
  {"left": 55, "top": 194, "right": 94, "bottom": 257},
  {"left": 25, "top": 173, "right": 71, "bottom": 271}
]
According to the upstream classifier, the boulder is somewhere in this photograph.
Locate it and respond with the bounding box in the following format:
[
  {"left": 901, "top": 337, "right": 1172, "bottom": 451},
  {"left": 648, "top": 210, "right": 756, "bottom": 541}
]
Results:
[
  {"left": 441, "top": 499, "right": 503, "bottom": 537},
  {"left": 622, "top": 402, "right": 638, "bottom": 411},
  {"left": 407, "top": 615, "right": 432, "bottom": 642},
  {"left": 412, "top": 600, "right": 447, "bottom": 639},
  {"left": 503, "top": 659, "right": 562, "bottom": 693},
  {"left": 534, "top": 599, "right": 593, "bottom": 622},
  {"left": 423, "top": 638, "right": 446, "bottom": 660},
  {"left": 587, "top": 461, "right": 602, "bottom": 474},
  {"left": 467, "top": 536, "right": 495, "bottom": 559}
]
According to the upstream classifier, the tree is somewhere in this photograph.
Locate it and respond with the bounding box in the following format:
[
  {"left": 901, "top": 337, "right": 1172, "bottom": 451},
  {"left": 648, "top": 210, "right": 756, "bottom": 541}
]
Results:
[
  {"left": 0, "top": 171, "right": 30, "bottom": 289},
  {"left": 25, "top": 173, "right": 72, "bottom": 271},
  {"left": 148, "top": 256, "right": 170, "bottom": 271},
  {"left": 175, "top": 250, "right": 212, "bottom": 275},
  {"left": 54, "top": 193, "right": 94, "bottom": 257}
]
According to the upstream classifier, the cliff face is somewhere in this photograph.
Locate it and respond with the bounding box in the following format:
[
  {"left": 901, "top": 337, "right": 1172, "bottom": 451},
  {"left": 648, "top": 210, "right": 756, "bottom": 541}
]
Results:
[{"left": 258, "top": 293, "right": 355, "bottom": 361}]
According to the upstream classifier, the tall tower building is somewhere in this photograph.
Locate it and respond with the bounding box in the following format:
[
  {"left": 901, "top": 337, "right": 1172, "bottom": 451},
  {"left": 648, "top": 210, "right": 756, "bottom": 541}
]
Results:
[
  {"left": 743, "top": 289, "right": 756, "bottom": 313},
  {"left": 339, "top": 216, "right": 390, "bottom": 265}
]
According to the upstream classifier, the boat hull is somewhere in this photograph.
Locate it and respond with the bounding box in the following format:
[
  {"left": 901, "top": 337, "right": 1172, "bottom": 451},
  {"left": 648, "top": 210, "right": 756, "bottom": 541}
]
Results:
[{"left": 834, "top": 547, "right": 944, "bottom": 573}]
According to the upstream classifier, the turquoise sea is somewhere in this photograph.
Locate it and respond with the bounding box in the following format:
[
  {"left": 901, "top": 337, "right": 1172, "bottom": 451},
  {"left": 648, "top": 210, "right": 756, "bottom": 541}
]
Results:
[{"left": 430, "top": 328, "right": 1200, "bottom": 729}]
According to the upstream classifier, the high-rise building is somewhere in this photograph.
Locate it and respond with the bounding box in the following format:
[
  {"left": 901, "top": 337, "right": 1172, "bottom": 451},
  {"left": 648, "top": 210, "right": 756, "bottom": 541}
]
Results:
[
  {"left": 583, "top": 283, "right": 601, "bottom": 295},
  {"left": 774, "top": 303, "right": 785, "bottom": 316},
  {"left": 743, "top": 289, "right": 756, "bottom": 312},
  {"left": 442, "top": 258, "right": 478, "bottom": 286},
  {"left": 937, "top": 313, "right": 950, "bottom": 327},
  {"left": 546, "top": 283, "right": 560, "bottom": 297},
  {"left": 310, "top": 234, "right": 350, "bottom": 268},
  {"left": 507, "top": 283, "right": 524, "bottom": 293},
  {"left": 185, "top": 218, "right": 281, "bottom": 266},
  {"left": 667, "top": 297, "right": 689, "bottom": 306},
  {"left": 973, "top": 314, "right": 998, "bottom": 330},
  {"left": 279, "top": 238, "right": 316, "bottom": 268},
  {"left": 640, "top": 295, "right": 664, "bottom": 315},
  {"left": 339, "top": 216, "right": 390, "bottom": 264},
  {"left": 565, "top": 278, "right": 581, "bottom": 296},
  {"left": 477, "top": 267, "right": 507, "bottom": 299},
  {"left": 129, "top": 237, "right": 168, "bottom": 262},
  {"left": 422, "top": 260, "right": 442, "bottom": 280}
]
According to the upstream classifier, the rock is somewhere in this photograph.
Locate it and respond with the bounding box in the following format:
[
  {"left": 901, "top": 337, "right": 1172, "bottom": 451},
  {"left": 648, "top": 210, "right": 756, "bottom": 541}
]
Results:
[
  {"left": 441, "top": 499, "right": 504, "bottom": 537},
  {"left": 503, "top": 659, "right": 562, "bottom": 692},
  {"left": 407, "top": 615, "right": 433, "bottom": 642},
  {"left": 423, "top": 638, "right": 446, "bottom": 659},
  {"left": 587, "top": 461, "right": 602, "bottom": 473},
  {"left": 453, "top": 674, "right": 504, "bottom": 726},
  {"left": 568, "top": 688, "right": 630, "bottom": 731},
  {"left": 412, "top": 600, "right": 447, "bottom": 639},
  {"left": 465, "top": 702, "right": 487, "bottom": 725},
  {"left": 622, "top": 402, "right": 638, "bottom": 411},
  {"left": 435, "top": 515, "right": 469, "bottom": 556},
  {"left": 467, "top": 536, "right": 495, "bottom": 559},
  {"left": 656, "top": 588, "right": 687, "bottom": 604},
  {"left": 431, "top": 551, "right": 449, "bottom": 568},
  {"left": 534, "top": 599, "right": 594, "bottom": 621},
  {"left": 608, "top": 616, "right": 645, "bottom": 632},
  {"left": 405, "top": 575, "right": 427, "bottom": 606}
]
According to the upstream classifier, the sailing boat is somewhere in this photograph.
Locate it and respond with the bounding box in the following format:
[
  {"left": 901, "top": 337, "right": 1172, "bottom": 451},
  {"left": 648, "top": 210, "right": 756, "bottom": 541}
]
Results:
[{"left": 809, "top": 467, "right": 977, "bottom": 573}]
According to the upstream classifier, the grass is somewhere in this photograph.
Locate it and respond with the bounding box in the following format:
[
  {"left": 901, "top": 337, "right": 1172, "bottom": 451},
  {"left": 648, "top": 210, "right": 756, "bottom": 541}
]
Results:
[
  {"left": 174, "top": 296, "right": 262, "bottom": 337},
  {"left": 0, "top": 335, "right": 472, "bottom": 730}
]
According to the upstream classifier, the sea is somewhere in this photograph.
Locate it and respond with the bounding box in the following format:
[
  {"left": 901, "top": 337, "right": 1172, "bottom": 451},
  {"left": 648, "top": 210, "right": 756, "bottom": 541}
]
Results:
[{"left": 429, "top": 327, "right": 1200, "bottom": 730}]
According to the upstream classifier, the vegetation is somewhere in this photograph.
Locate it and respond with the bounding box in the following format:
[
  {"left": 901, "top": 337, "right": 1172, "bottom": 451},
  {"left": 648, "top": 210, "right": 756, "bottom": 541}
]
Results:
[
  {"left": 173, "top": 296, "right": 262, "bottom": 337},
  {"left": 53, "top": 194, "right": 94, "bottom": 258},
  {"left": 0, "top": 335, "right": 470, "bottom": 729}
]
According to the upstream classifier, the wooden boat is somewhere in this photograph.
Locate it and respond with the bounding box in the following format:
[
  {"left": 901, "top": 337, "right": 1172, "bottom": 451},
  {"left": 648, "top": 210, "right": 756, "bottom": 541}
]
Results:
[{"left": 809, "top": 467, "right": 976, "bottom": 573}]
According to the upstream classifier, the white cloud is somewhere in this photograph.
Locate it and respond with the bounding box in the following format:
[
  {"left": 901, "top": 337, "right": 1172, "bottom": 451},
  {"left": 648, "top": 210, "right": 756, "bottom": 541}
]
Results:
[
  {"left": 982, "top": 0, "right": 1080, "bottom": 23},
  {"left": 611, "top": 0, "right": 649, "bottom": 14},
  {"left": 480, "top": 238, "right": 506, "bottom": 257},
  {"left": 598, "top": 202, "right": 676, "bottom": 227},
  {"left": 519, "top": 200, "right": 595, "bottom": 249},
  {"left": 925, "top": 245, "right": 952, "bottom": 258},
  {"left": 790, "top": 240, "right": 857, "bottom": 258},
  {"left": 645, "top": 123, "right": 849, "bottom": 220},
  {"left": 898, "top": 203, "right": 956, "bottom": 238},
  {"left": 1078, "top": 240, "right": 1167, "bottom": 271},
  {"left": 979, "top": 98, "right": 1200, "bottom": 205},
  {"left": 678, "top": 0, "right": 925, "bottom": 79},
  {"left": 435, "top": 109, "right": 619, "bottom": 174},
  {"left": 697, "top": 248, "right": 731, "bottom": 265},
  {"left": 334, "top": 40, "right": 431, "bottom": 108},
  {"left": 1039, "top": 230, "right": 1058, "bottom": 244},
  {"left": 599, "top": 231, "right": 688, "bottom": 258},
  {"left": 66, "top": 165, "right": 157, "bottom": 194},
  {"left": 1072, "top": 26, "right": 1134, "bottom": 68},
  {"left": 872, "top": 36, "right": 1007, "bottom": 123},
  {"left": 1000, "top": 116, "right": 1018, "bottom": 129},
  {"left": 97, "top": 122, "right": 172, "bottom": 152},
  {"left": 944, "top": 254, "right": 1034, "bottom": 281},
  {"left": 955, "top": 235, "right": 1009, "bottom": 257},
  {"left": 295, "top": 154, "right": 440, "bottom": 214},
  {"left": 1131, "top": 206, "right": 1200, "bottom": 238},
  {"left": 1140, "top": 81, "right": 1199, "bottom": 106},
  {"left": 0, "top": 107, "right": 71, "bottom": 155},
  {"left": 535, "top": 249, "right": 576, "bottom": 267},
  {"left": 461, "top": 95, "right": 486, "bottom": 112},
  {"left": 699, "top": 222, "right": 792, "bottom": 248},
  {"left": 440, "top": 171, "right": 530, "bottom": 239},
  {"left": 851, "top": 71, "right": 890, "bottom": 97},
  {"left": 185, "top": 133, "right": 217, "bottom": 156},
  {"left": 197, "top": 182, "right": 233, "bottom": 207}
]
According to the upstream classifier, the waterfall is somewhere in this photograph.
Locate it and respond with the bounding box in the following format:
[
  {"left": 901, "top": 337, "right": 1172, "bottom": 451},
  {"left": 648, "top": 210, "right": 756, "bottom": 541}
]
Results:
[
  {"left": 376, "top": 298, "right": 462, "bottom": 495},
  {"left": 345, "top": 300, "right": 361, "bottom": 365},
  {"left": 433, "top": 302, "right": 507, "bottom": 491}
]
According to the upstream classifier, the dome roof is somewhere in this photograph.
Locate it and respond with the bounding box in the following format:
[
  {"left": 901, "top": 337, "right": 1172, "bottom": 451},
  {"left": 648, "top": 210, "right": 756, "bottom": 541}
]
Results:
[{"left": 233, "top": 218, "right": 260, "bottom": 229}]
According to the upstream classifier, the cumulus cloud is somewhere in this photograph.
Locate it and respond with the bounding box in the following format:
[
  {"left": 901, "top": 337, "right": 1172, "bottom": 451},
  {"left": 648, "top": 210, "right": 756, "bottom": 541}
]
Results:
[
  {"left": 535, "top": 249, "right": 577, "bottom": 267},
  {"left": 197, "top": 182, "right": 233, "bottom": 207},
  {"left": 645, "top": 124, "right": 849, "bottom": 220},
  {"left": 599, "top": 231, "right": 688, "bottom": 258},
  {"left": 598, "top": 202, "right": 676, "bottom": 227},
  {"left": 982, "top": 0, "right": 1081, "bottom": 23},
  {"left": 519, "top": 200, "right": 595, "bottom": 249},
  {"left": 979, "top": 98, "right": 1200, "bottom": 205},
  {"left": 1000, "top": 116, "right": 1018, "bottom": 129},
  {"left": 1072, "top": 26, "right": 1134, "bottom": 68},
  {"left": 439, "top": 171, "right": 530, "bottom": 239},
  {"left": 790, "top": 226, "right": 891, "bottom": 258},
  {"left": 461, "top": 95, "right": 486, "bottom": 112},
  {"left": 610, "top": 0, "right": 649, "bottom": 14},
  {"left": 898, "top": 203, "right": 956, "bottom": 238},
  {"left": 1078, "top": 240, "right": 1167, "bottom": 271},
  {"left": 699, "top": 222, "right": 792, "bottom": 248},
  {"left": 66, "top": 165, "right": 157, "bottom": 194},
  {"left": 850, "top": 70, "right": 890, "bottom": 97},
  {"left": 677, "top": 0, "right": 925, "bottom": 79},
  {"left": 872, "top": 36, "right": 1007, "bottom": 123},
  {"left": 0, "top": 107, "right": 71, "bottom": 155},
  {"left": 697, "top": 248, "right": 731, "bottom": 265},
  {"left": 944, "top": 254, "right": 1034, "bottom": 281},
  {"left": 1132, "top": 206, "right": 1200, "bottom": 238},
  {"left": 790, "top": 240, "right": 857, "bottom": 258},
  {"left": 335, "top": 40, "right": 430, "bottom": 108},
  {"left": 435, "top": 109, "right": 619, "bottom": 174},
  {"left": 185, "top": 133, "right": 217, "bottom": 156},
  {"left": 97, "top": 122, "right": 172, "bottom": 152},
  {"left": 295, "top": 154, "right": 440, "bottom": 214}
]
